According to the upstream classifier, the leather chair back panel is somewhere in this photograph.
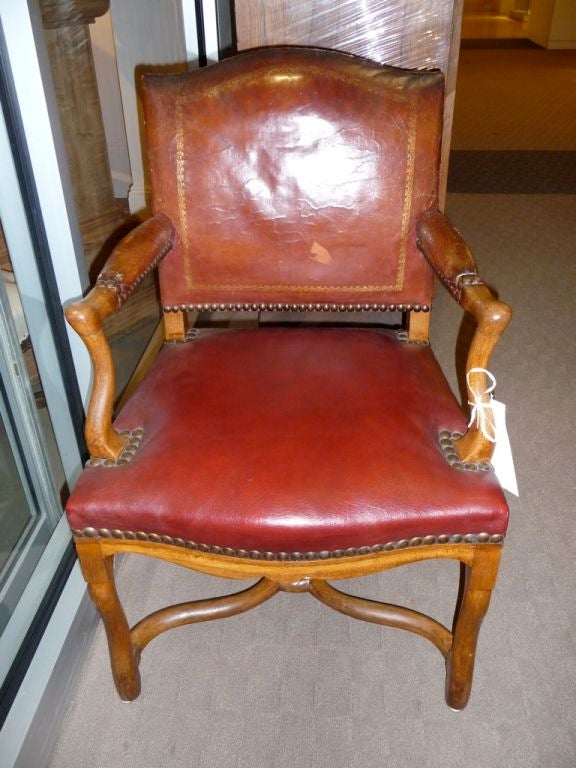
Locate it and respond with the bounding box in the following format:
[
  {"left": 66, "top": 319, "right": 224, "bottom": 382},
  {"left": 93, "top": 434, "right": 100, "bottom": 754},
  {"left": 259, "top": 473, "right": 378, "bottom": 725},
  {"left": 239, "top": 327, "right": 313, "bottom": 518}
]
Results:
[{"left": 142, "top": 48, "right": 443, "bottom": 309}]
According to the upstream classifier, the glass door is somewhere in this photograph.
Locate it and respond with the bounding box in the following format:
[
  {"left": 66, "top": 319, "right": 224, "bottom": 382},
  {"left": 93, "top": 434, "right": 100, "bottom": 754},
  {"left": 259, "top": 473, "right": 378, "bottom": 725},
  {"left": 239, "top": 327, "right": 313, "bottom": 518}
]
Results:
[
  {"left": 0, "top": 248, "right": 65, "bottom": 644},
  {"left": 0, "top": 6, "right": 87, "bottom": 729},
  {"left": 0, "top": 392, "right": 41, "bottom": 579}
]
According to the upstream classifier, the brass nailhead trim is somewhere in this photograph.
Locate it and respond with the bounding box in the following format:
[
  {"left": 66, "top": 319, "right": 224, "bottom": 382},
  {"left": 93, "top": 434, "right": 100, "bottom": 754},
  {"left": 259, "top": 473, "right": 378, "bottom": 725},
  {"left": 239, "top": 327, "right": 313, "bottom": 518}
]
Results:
[
  {"left": 439, "top": 430, "right": 492, "bottom": 472},
  {"left": 87, "top": 429, "right": 144, "bottom": 468},
  {"left": 124, "top": 241, "right": 172, "bottom": 299},
  {"left": 97, "top": 240, "right": 173, "bottom": 306},
  {"left": 163, "top": 302, "right": 431, "bottom": 314},
  {"left": 71, "top": 527, "right": 504, "bottom": 559}
]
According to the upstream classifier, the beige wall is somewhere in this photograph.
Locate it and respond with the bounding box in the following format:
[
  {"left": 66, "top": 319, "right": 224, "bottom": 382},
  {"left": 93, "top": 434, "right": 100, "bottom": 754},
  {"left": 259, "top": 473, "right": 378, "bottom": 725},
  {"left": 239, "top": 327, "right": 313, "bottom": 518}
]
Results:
[
  {"left": 109, "top": 0, "right": 188, "bottom": 214},
  {"left": 549, "top": 0, "right": 576, "bottom": 46},
  {"left": 90, "top": 12, "right": 131, "bottom": 199},
  {"left": 463, "top": 0, "right": 497, "bottom": 13},
  {"left": 529, "top": 0, "right": 576, "bottom": 48}
]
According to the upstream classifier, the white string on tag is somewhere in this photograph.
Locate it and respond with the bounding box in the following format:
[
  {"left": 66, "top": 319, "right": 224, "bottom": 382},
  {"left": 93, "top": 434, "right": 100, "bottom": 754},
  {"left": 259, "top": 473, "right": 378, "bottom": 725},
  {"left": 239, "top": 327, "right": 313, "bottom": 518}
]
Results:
[
  {"left": 466, "top": 367, "right": 518, "bottom": 496},
  {"left": 466, "top": 367, "right": 497, "bottom": 442}
]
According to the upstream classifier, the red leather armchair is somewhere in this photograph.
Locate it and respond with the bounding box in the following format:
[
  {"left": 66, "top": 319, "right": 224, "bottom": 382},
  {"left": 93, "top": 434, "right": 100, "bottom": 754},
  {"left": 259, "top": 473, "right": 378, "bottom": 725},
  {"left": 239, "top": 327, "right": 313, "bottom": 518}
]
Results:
[{"left": 65, "top": 47, "right": 511, "bottom": 710}]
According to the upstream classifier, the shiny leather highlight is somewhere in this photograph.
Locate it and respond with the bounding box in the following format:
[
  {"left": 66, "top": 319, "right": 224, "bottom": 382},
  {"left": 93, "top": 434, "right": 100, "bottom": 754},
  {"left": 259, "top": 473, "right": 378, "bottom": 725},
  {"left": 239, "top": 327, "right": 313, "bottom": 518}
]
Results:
[
  {"left": 67, "top": 329, "right": 508, "bottom": 554},
  {"left": 141, "top": 48, "right": 443, "bottom": 309}
]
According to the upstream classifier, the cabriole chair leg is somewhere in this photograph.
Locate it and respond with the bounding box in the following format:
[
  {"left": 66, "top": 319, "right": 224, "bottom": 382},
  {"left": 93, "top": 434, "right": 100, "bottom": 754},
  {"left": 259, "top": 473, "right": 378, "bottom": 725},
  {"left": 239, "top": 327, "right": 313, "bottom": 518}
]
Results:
[
  {"left": 445, "top": 547, "right": 500, "bottom": 710},
  {"left": 77, "top": 539, "right": 141, "bottom": 701}
]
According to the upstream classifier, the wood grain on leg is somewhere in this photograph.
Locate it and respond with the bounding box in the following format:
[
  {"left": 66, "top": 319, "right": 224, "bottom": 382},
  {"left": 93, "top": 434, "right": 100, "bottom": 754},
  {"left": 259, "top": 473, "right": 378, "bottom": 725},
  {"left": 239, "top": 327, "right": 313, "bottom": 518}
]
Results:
[
  {"left": 76, "top": 538, "right": 141, "bottom": 701},
  {"left": 445, "top": 545, "right": 501, "bottom": 710}
]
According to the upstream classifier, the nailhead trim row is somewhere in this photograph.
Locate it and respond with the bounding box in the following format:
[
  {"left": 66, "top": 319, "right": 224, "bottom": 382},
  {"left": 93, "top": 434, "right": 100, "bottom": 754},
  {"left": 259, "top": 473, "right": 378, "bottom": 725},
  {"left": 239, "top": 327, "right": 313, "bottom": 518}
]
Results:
[
  {"left": 439, "top": 430, "right": 492, "bottom": 472},
  {"left": 163, "top": 302, "right": 431, "bottom": 313},
  {"left": 122, "top": 241, "right": 172, "bottom": 303},
  {"left": 97, "top": 240, "right": 173, "bottom": 306},
  {"left": 71, "top": 527, "right": 504, "bottom": 560},
  {"left": 87, "top": 429, "right": 144, "bottom": 467}
]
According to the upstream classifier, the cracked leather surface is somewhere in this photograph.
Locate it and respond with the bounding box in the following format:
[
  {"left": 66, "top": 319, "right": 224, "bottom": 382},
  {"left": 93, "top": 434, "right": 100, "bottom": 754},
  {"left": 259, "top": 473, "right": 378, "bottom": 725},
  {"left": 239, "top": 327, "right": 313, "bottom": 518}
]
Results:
[{"left": 141, "top": 47, "right": 443, "bottom": 308}]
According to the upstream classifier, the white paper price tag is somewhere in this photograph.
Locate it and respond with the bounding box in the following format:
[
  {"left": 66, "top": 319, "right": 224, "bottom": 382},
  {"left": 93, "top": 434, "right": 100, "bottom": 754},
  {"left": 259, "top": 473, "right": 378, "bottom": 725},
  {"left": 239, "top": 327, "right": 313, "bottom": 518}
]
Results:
[
  {"left": 466, "top": 368, "right": 518, "bottom": 496},
  {"left": 489, "top": 399, "right": 518, "bottom": 496}
]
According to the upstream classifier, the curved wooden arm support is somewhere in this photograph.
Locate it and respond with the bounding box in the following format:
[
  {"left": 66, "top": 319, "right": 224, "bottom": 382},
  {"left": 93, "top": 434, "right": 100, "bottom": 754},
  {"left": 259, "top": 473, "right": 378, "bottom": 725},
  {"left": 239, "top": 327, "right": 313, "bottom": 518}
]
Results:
[
  {"left": 417, "top": 211, "right": 512, "bottom": 462},
  {"left": 65, "top": 215, "right": 175, "bottom": 460}
]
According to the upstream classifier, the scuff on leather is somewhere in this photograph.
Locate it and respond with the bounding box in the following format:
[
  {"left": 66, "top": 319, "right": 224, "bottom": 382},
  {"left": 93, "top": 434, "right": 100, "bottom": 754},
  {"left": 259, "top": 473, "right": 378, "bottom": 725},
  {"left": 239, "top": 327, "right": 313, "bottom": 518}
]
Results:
[{"left": 310, "top": 241, "right": 332, "bottom": 264}]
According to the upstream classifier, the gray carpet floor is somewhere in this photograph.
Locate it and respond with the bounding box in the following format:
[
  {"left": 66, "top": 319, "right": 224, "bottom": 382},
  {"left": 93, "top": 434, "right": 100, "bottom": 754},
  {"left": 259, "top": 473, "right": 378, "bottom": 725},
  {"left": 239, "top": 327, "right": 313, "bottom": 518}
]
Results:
[
  {"left": 48, "top": 48, "right": 576, "bottom": 768},
  {"left": 47, "top": 193, "right": 576, "bottom": 768}
]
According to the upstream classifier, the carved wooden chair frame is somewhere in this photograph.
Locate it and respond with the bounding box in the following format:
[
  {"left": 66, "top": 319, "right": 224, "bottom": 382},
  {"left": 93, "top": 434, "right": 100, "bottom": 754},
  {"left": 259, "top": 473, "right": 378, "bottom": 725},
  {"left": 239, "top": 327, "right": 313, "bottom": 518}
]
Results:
[
  {"left": 66, "top": 204, "right": 511, "bottom": 710},
  {"left": 66, "top": 46, "right": 511, "bottom": 709}
]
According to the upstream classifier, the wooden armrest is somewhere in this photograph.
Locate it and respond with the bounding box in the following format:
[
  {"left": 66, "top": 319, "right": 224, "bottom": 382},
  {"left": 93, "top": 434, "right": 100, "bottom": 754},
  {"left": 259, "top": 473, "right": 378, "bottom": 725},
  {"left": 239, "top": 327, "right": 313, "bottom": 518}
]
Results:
[
  {"left": 417, "top": 211, "right": 512, "bottom": 463},
  {"left": 65, "top": 215, "right": 175, "bottom": 460},
  {"left": 417, "top": 211, "right": 484, "bottom": 302}
]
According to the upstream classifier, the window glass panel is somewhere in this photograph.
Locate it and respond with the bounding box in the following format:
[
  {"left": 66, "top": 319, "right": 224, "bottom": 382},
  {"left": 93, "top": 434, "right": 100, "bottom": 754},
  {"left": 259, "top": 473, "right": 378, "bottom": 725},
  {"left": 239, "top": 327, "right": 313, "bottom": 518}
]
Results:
[
  {"left": 0, "top": 226, "right": 64, "bottom": 659},
  {"left": 0, "top": 403, "right": 34, "bottom": 576}
]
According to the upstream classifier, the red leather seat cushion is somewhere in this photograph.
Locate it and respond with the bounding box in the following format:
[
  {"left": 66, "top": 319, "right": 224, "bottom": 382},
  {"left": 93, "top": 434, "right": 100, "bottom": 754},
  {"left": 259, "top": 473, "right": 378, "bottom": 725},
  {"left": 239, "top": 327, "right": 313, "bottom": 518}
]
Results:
[{"left": 67, "top": 328, "right": 508, "bottom": 555}]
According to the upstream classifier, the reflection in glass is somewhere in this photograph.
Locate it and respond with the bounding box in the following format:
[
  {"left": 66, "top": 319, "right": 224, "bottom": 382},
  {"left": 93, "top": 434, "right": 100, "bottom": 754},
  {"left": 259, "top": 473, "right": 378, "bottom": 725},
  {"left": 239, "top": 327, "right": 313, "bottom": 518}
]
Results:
[
  {"left": 0, "top": 232, "right": 65, "bottom": 628},
  {"left": 0, "top": 408, "right": 34, "bottom": 577}
]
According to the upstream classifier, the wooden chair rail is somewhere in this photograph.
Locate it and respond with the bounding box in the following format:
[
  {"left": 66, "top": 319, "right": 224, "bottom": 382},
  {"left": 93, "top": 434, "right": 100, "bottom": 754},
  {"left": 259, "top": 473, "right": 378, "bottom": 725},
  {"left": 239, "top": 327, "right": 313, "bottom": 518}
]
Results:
[
  {"left": 309, "top": 579, "right": 453, "bottom": 657},
  {"left": 77, "top": 537, "right": 496, "bottom": 583},
  {"left": 131, "top": 578, "right": 279, "bottom": 654},
  {"left": 130, "top": 577, "right": 452, "bottom": 665}
]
